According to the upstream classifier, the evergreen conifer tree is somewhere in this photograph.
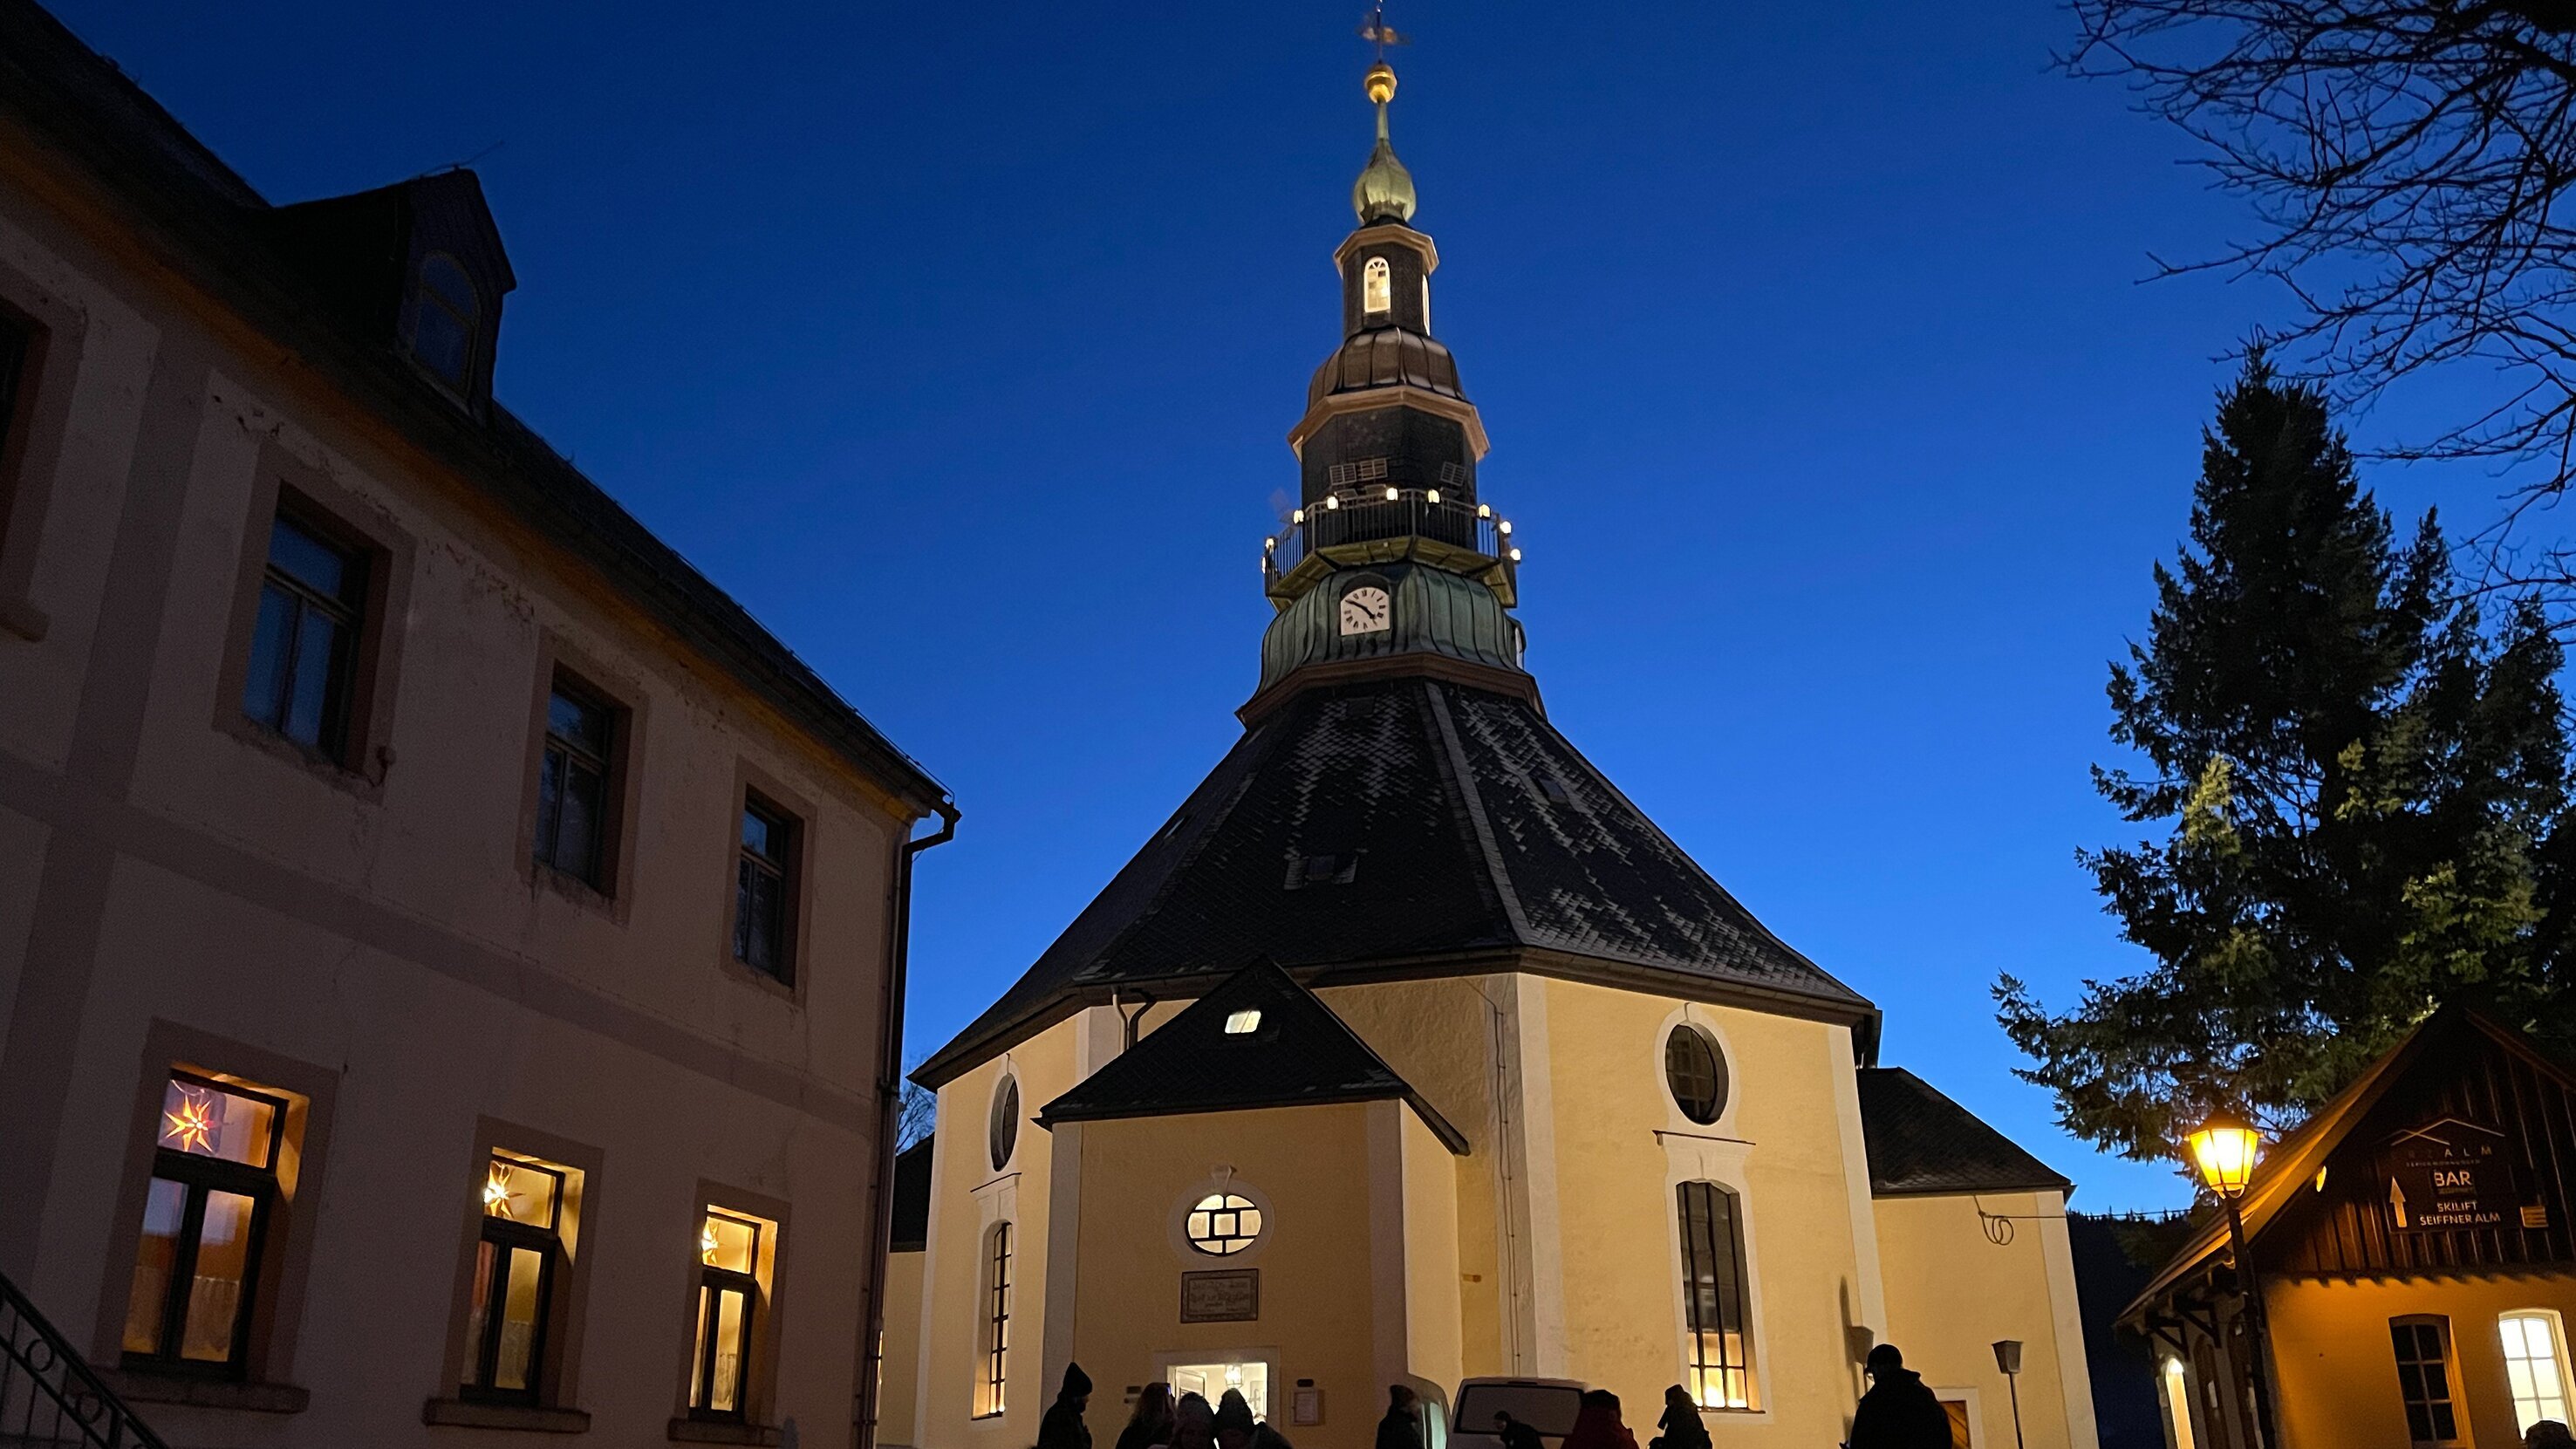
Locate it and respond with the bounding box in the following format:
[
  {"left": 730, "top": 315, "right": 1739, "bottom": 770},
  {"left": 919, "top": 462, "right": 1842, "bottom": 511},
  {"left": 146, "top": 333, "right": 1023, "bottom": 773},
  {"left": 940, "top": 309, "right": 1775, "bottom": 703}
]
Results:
[{"left": 1998, "top": 356, "right": 2575, "bottom": 1161}]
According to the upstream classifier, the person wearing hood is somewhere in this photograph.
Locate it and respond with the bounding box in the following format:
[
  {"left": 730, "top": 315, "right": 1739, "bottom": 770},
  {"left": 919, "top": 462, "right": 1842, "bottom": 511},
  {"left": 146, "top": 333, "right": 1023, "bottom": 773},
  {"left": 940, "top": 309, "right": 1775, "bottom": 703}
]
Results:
[
  {"left": 1561, "top": 1390, "right": 1637, "bottom": 1449},
  {"left": 1170, "top": 1393, "right": 1217, "bottom": 1449},
  {"left": 1039, "top": 1364, "right": 1095, "bottom": 1449},
  {"left": 1490, "top": 1410, "right": 1545, "bottom": 1449},
  {"left": 1648, "top": 1386, "right": 1709, "bottom": 1449},
  {"left": 1213, "top": 1388, "right": 1295, "bottom": 1449},
  {"left": 1376, "top": 1385, "right": 1422, "bottom": 1449},
  {"left": 1847, "top": 1345, "right": 1952, "bottom": 1449}
]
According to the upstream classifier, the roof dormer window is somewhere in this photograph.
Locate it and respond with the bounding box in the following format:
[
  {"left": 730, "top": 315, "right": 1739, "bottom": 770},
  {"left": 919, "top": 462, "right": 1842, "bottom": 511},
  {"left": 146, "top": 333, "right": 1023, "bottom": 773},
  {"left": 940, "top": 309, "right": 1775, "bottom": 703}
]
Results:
[
  {"left": 409, "top": 252, "right": 479, "bottom": 390},
  {"left": 1363, "top": 256, "right": 1391, "bottom": 318}
]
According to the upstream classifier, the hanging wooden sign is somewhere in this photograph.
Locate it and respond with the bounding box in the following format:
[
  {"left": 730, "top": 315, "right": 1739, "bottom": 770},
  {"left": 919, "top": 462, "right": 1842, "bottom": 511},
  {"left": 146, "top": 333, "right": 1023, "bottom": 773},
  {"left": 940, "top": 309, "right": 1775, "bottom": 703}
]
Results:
[{"left": 2383, "top": 1118, "right": 2513, "bottom": 1232}]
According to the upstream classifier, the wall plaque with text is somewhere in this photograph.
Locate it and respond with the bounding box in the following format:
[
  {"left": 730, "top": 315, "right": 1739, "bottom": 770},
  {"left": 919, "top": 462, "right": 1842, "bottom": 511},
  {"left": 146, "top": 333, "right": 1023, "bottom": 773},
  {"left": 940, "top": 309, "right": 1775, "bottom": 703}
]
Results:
[
  {"left": 1179, "top": 1269, "right": 1260, "bottom": 1323},
  {"left": 2382, "top": 1117, "right": 2514, "bottom": 1232}
]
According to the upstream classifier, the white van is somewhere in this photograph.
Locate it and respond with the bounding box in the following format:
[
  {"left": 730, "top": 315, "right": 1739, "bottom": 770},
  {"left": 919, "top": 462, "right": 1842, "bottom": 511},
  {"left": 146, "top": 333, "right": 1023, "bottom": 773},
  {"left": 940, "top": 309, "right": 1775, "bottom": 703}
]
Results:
[{"left": 1446, "top": 1377, "right": 1586, "bottom": 1449}]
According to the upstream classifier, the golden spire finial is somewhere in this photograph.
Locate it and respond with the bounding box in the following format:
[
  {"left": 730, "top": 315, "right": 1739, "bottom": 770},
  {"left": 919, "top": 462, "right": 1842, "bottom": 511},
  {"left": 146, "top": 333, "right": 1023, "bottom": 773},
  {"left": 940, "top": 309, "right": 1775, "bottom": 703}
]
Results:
[{"left": 1352, "top": 5, "right": 1417, "bottom": 224}]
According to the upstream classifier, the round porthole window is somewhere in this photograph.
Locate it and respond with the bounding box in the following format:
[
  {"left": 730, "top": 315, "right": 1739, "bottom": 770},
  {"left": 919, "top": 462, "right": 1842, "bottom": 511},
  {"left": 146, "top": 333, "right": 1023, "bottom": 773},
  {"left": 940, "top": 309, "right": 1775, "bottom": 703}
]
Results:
[
  {"left": 1185, "top": 1193, "right": 1264, "bottom": 1255},
  {"left": 988, "top": 1075, "right": 1020, "bottom": 1172},
  {"left": 1664, "top": 1025, "right": 1728, "bottom": 1125}
]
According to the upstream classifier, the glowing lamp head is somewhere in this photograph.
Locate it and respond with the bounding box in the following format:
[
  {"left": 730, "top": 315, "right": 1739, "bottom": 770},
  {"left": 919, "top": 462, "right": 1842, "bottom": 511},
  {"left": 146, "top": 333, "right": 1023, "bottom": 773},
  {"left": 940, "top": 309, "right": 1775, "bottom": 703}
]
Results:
[
  {"left": 1325, "top": 496, "right": 1341, "bottom": 510},
  {"left": 1425, "top": 489, "right": 1440, "bottom": 504},
  {"left": 1292, "top": 509, "right": 1305, "bottom": 524},
  {"left": 1384, "top": 486, "right": 1400, "bottom": 502},
  {"left": 700, "top": 1218, "right": 721, "bottom": 1262},
  {"left": 2187, "top": 1112, "right": 2263, "bottom": 1198}
]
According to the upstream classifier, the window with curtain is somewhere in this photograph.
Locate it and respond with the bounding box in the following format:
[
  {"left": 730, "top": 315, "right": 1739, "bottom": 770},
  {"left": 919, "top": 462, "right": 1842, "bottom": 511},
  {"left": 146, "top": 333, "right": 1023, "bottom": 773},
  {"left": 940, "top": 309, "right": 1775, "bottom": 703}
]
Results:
[
  {"left": 2502, "top": 1310, "right": 2573, "bottom": 1435},
  {"left": 463, "top": 1151, "right": 570, "bottom": 1403},
  {"left": 974, "top": 1220, "right": 1012, "bottom": 1418},
  {"left": 122, "top": 1071, "right": 289, "bottom": 1375},
  {"left": 243, "top": 512, "right": 367, "bottom": 761},
  {"left": 535, "top": 677, "right": 615, "bottom": 889},
  {"left": 1675, "top": 1180, "right": 1754, "bottom": 1411}
]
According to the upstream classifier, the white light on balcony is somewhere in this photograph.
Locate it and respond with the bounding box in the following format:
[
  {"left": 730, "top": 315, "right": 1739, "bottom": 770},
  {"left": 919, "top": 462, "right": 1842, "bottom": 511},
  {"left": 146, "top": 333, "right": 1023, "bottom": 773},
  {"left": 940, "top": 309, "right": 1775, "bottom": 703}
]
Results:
[
  {"left": 1510, "top": 548, "right": 1522, "bottom": 562},
  {"left": 1426, "top": 489, "right": 1441, "bottom": 504},
  {"left": 1326, "top": 496, "right": 1341, "bottom": 510},
  {"left": 1293, "top": 509, "right": 1305, "bottom": 524},
  {"left": 1384, "top": 487, "right": 1400, "bottom": 502},
  {"left": 1478, "top": 504, "right": 1492, "bottom": 518},
  {"left": 1499, "top": 520, "right": 1512, "bottom": 535},
  {"left": 1265, "top": 537, "right": 1276, "bottom": 550}
]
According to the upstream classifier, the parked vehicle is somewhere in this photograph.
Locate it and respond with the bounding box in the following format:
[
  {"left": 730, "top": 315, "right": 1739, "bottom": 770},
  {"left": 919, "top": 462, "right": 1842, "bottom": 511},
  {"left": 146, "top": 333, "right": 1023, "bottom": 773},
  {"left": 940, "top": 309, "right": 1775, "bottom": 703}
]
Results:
[{"left": 1449, "top": 1377, "right": 1586, "bottom": 1449}]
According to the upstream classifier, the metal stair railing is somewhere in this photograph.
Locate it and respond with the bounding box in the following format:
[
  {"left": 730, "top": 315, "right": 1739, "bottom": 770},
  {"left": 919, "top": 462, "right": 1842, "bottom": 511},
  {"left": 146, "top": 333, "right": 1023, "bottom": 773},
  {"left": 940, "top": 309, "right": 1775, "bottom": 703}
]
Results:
[{"left": 0, "top": 1268, "right": 167, "bottom": 1448}]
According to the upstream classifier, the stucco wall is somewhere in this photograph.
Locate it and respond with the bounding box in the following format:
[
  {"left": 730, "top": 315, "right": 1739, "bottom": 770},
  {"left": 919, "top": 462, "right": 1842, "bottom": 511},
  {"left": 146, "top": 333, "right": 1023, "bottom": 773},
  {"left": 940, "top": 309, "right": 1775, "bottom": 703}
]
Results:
[
  {"left": 0, "top": 130, "right": 917, "bottom": 1448},
  {"left": 1875, "top": 1191, "right": 2096, "bottom": 1449},
  {"left": 1402, "top": 1105, "right": 1465, "bottom": 1398},
  {"left": 1540, "top": 977, "right": 1876, "bottom": 1446},
  {"left": 917, "top": 1018, "right": 1078, "bottom": 1449},
  {"left": 880, "top": 1247, "right": 926, "bottom": 1447},
  {"left": 1069, "top": 1102, "right": 1385, "bottom": 1449},
  {"left": 2260, "top": 1274, "right": 2576, "bottom": 1449}
]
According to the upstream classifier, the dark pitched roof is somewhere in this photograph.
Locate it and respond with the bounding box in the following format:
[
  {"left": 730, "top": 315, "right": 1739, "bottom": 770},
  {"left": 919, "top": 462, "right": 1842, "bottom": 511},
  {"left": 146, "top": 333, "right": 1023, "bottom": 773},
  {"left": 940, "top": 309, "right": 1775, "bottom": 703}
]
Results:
[
  {"left": 921, "top": 673, "right": 1870, "bottom": 1085},
  {"left": 1856, "top": 1066, "right": 2072, "bottom": 1198},
  {"left": 0, "top": 0, "right": 947, "bottom": 815},
  {"left": 890, "top": 1137, "right": 934, "bottom": 1252},
  {"left": 1036, "top": 959, "right": 1468, "bottom": 1152}
]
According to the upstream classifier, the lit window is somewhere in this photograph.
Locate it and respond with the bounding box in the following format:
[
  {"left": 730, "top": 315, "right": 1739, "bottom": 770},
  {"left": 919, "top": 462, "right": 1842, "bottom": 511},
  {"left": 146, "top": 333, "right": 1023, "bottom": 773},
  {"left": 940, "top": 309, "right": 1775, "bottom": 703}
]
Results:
[
  {"left": 1186, "top": 1193, "right": 1264, "bottom": 1255},
  {"left": 1677, "top": 1180, "right": 1754, "bottom": 1410},
  {"left": 974, "top": 1221, "right": 1012, "bottom": 1418},
  {"left": 2502, "top": 1311, "right": 2573, "bottom": 1434},
  {"left": 1225, "top": 1010, "right": 1262, "bottom": 1035},
  {"left": 535, "top": 678, "right": 615, "bottom": 889},
  {"left": 411, "top": 253, "right": 479, "bottom": 388},
  {"left": 243, "top": 512, "right": 367, "bottom": 761},
  {"left": 122, "top": 1072, "right": 290, "bottom": 1373},
  {"left": 2161, "top": 1357, "right": 2198, "bottom": 1449},
  {"left": 1363, "top": 256, "right": 1392, "bottom": 316},
  {"left": 1665, "top": 1026, "right": 1728, "bottom": 1125},
  {"left": 688, "top": 1207, "right": 773, "bottom": 1422},
  {"left": 988, "top": 1076, "right": 1020, "bottom": 1172},
  {"left": 462, "top": 1151, "right": 574, "bottom": 1403}
]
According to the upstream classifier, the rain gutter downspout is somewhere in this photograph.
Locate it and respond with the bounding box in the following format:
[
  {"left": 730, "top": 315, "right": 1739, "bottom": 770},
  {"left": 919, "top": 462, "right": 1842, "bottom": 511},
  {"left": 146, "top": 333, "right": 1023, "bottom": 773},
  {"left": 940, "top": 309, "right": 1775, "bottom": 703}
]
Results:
[{"left": 855, "top": 798, "right": 959, "bottom": 1449}]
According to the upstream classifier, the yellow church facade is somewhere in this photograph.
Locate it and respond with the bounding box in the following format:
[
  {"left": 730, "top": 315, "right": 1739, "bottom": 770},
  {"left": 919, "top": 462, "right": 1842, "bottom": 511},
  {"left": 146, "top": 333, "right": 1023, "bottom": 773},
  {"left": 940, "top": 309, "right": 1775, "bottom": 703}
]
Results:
[{"left": 880, "top": 51, "right": 2099, "bottom": 1449}]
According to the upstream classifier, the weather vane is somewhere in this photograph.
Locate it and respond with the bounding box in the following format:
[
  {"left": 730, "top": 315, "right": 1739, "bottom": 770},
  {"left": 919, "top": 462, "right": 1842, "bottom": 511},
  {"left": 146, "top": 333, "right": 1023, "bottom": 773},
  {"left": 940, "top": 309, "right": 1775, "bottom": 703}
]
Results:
[{"left": 1359, "top": 3, "right": 1410, "bottom": 61}]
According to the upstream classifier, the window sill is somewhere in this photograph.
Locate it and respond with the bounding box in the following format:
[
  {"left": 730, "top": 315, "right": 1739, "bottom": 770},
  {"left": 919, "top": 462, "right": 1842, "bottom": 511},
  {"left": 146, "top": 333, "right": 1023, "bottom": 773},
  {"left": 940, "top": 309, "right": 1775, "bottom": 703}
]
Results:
[
  {"left": 668, "top": 1418, "right": 780, "bottom": 1446},
  {"left": 106, "top": 1370, "right": 311, "bottom": 1414},
  {"left": 424, "top": 1398, "right": 593, "bottom": 1433}
]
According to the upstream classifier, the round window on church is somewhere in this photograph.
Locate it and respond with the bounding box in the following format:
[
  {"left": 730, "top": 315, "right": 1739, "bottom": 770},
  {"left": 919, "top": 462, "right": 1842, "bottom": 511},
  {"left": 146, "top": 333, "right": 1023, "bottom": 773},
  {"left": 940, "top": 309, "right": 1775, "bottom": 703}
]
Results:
[
  {"left": 1665, "top": 1025, "right": 1728, "bottom": 1125},
  {"left": 988, "top": 1075, "right": 1021, "bottom": 1172},
  {"left": 1185, "top": 1193, "right": 1264, "bottom": 1255}
]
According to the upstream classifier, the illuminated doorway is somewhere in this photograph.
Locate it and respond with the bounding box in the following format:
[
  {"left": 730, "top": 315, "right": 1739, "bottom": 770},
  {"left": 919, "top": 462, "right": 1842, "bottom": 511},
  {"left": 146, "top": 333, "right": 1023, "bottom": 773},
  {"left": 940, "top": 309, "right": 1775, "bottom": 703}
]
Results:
[{"left": 1163, "top": 1357, "right": 1274, "bottom": 1422}]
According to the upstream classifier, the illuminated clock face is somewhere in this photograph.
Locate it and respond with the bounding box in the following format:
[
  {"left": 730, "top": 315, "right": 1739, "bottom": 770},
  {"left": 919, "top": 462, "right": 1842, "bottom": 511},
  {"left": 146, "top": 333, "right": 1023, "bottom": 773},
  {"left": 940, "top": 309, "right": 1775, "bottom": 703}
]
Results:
[{"left": 1339, "top": 585, "right": 1391, "bottom": 636}]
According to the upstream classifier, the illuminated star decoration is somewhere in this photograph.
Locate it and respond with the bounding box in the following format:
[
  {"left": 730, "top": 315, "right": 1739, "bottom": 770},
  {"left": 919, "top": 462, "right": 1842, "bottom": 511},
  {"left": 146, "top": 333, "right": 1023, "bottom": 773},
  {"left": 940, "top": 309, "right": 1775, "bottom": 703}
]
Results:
[
  {"left": 700, "top": 1218, "right": 721, "bottom": 1263},
  {"left": 484, "top": 1163, "right": 519, "bottom": 1219},
  {"left": 162, "top": 1083, "right": 224, "bottom": 1155}
]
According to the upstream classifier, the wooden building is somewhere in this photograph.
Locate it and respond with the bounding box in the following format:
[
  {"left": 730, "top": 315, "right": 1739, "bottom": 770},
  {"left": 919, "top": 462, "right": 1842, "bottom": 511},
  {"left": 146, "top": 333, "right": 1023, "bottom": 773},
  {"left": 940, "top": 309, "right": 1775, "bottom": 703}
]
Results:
[{"left": 2126, "top": 1011, "right": 2576, "bottom": 1449}]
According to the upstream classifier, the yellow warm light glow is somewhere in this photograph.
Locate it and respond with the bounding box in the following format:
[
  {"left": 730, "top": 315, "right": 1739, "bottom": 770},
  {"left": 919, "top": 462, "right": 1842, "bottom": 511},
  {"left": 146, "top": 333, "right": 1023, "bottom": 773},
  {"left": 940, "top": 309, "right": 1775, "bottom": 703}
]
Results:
[
  {"left": 2187, "top": 1114, "right": 2263, "bottom": 1198},
  {"left": 1426, "top": 489, "right": 1440, "bottom": 504},
  {"left": 1384, "top": 486, "right": 1400, "bottom": 501},
  {"left": 1224, "top": 1009, "right": 1262, "bottom": 1035},
  {"left": 483, "top": 1163, "right": 516, "bottom": 1217},
  {"left": 1292, "top": 509, "right": 1305, "bottom": 524},
  {"left": 162, "top": 1086, "right": 222, "bottom": 1156},
  {"left": 701, "top": 1220, "right": 721, "bottom": 1262},
  {"left": 1478, "top": 503, "right": 1491, "bottom": 518}
]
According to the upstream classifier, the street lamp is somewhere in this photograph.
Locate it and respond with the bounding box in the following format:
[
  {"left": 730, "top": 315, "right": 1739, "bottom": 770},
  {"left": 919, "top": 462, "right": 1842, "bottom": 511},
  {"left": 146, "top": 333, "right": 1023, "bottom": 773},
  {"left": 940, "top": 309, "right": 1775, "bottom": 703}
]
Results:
[
  {"left": 2187, "top": 1111, "right": 2278, "bottom": 1449},
  {"left": 1992, "top": 1340, "right": 2026, "bottom": 1449}
]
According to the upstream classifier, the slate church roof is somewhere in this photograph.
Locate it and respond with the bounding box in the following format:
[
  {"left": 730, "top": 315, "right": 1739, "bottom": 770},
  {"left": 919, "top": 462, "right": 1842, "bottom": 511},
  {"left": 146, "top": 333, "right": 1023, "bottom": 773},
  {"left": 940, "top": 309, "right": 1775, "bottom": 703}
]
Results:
[
  {"left": 919, "top": 673, "right": 1874, "bottom": 1086},
  {"left": 1855, "top": 1067, "right": 2073, "bottom": 1198},
  {"left": 1037, "top": 959, "right": 1469, "bottom": 1152}
]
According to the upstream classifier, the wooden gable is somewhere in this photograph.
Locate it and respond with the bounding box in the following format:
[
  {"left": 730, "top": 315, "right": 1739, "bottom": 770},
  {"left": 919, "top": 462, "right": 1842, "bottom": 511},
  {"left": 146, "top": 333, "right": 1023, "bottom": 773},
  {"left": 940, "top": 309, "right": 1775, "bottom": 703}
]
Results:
[{"left": 2265, "top": 1014, "right": 2576, "bottom": 1278}]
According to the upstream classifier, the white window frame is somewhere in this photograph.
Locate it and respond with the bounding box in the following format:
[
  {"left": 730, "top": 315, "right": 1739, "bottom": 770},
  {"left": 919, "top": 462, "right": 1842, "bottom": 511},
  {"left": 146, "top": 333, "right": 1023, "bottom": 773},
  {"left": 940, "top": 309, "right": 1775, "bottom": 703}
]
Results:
[
  {"left": 2500, "top": 1308, "right": 2574, "bottom": 1436},
  {"left": 1363, "top": 256, "right": 1392, "bottom": 316}
]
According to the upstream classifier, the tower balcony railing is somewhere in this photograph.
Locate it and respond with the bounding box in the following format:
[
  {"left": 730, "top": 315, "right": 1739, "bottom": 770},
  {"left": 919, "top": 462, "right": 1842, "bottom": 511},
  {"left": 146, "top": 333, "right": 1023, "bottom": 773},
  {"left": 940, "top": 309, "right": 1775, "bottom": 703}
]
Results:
[{"left": 1262, "top": 489, "right": 1520, "bottom": 600}]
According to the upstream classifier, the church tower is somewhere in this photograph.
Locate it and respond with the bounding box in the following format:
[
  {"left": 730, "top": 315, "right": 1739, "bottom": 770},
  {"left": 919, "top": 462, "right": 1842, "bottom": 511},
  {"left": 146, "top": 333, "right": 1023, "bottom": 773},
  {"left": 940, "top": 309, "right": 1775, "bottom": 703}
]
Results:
[
  {"left": 890, "top": 39, "right": 2100, "bottom": 1449},
  {"left": 1252, "top": 56, "right": 1527, "bottom": 721}
]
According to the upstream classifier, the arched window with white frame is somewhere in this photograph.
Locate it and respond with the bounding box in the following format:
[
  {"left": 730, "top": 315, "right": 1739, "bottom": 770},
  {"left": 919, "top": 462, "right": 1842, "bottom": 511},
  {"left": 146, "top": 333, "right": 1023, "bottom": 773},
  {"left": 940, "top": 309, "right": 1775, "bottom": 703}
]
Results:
[{"left": 1363, "top": 256, "right": 1392, "bottom": 317}]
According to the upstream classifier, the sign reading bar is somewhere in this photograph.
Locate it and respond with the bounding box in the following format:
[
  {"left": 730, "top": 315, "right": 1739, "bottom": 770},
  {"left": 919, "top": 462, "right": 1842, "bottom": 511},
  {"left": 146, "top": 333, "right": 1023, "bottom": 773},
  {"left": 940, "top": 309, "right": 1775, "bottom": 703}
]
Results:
[
  {"left": 1180, "top": 1268, "right": 1260, "bottom": 1323},
  {"left": 2383, "top": 1118, "right": 2513, "bottom": 1232}
]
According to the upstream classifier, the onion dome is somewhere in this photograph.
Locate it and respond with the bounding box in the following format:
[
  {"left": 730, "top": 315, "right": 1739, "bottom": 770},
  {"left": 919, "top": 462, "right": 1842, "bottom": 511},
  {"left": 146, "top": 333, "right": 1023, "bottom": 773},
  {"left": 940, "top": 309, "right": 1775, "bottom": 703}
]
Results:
[
  {"left": 1307, "top": 328, "right": 1465, "bottom": 406},
  {"left": 1352, "top": 62, "right": 1417, "bottom": 225}
]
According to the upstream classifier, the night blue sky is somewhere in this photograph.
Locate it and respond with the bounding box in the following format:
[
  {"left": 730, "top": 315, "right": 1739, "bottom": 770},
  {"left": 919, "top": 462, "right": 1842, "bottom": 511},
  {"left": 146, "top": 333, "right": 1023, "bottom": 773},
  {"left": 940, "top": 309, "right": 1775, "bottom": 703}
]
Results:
[{"left": 45, "top": 0, "right": 2514, "bottom": 1210}]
